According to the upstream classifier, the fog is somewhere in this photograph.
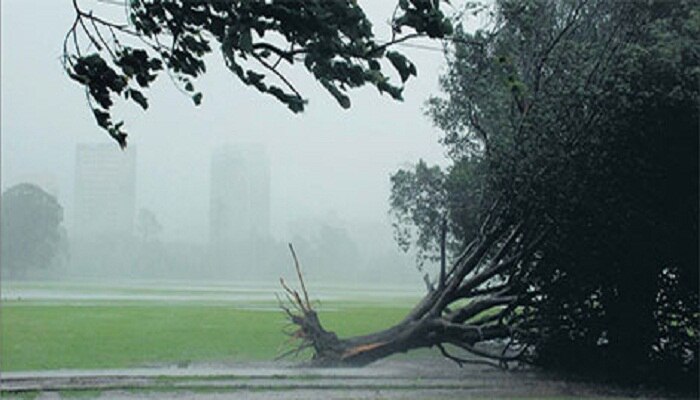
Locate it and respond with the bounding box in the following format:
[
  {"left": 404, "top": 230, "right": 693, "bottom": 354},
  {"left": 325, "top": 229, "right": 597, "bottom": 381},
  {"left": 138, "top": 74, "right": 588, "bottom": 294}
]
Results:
[{"left": 0, "top": 1, "right": 475, "bottom": 285}]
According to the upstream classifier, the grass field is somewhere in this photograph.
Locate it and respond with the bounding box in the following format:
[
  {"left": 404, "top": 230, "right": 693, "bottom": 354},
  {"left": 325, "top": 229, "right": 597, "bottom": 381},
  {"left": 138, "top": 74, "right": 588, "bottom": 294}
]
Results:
[
  {"left": 0, "top": 281, "right": 417, "bottom": 371},
  {"left": 1, "top": 282, "right": 647, "bottom": 399}
]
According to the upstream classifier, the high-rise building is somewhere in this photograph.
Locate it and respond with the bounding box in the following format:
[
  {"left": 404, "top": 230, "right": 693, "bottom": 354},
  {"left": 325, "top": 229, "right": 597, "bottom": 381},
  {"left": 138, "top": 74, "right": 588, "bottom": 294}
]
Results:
[
  {"left": 210, "top": 144, "right": 270, "bottom": 273},
  {"left": 74, "top": 143, "right": 136, "bottom": 238}
]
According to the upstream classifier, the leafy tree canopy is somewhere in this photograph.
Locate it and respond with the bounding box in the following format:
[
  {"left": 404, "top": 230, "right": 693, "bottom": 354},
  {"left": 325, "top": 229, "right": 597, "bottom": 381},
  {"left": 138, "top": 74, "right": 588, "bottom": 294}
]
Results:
[
  {"left": 64, "top": 0, "right": 454, "bottom": 147},
  {"left": 391, "top": 0, "right": 698, "bottom": 388},
  {"left": 1, "top": 183, "right": 66, "bottom": 279}
]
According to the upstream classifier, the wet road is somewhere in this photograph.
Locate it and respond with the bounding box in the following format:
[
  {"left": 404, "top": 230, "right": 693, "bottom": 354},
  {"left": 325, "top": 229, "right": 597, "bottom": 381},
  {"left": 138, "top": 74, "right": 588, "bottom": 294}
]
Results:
[{"left": 0, "top": 358, "right": 673, "bottom": 399}]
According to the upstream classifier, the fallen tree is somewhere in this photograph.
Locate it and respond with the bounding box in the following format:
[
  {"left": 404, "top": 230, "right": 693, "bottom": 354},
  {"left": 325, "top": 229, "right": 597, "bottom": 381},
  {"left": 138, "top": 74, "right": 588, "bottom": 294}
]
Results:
[
  {"left": 278, "top": 204, "right": 550, "bottom": 367},
  {"left": 274, "top": 2, "right": 699, "bottom": 387}
]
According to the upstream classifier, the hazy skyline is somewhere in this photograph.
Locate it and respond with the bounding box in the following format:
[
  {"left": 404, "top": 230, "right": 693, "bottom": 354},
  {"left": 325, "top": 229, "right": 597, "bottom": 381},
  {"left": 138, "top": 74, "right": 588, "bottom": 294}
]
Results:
[{"left": 0, "top": 1, "right": 479, "bottom": 245}]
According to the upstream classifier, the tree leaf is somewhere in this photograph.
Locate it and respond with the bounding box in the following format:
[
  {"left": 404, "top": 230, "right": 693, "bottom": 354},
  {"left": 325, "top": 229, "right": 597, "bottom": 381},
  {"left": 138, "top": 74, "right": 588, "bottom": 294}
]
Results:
[
  {"left": 128, "top": 89, "right": 149, "bottom": 110},
  {"left": 386, "top": 51, "right": 416, "bottom": 83},
  {"left": 192, "top": 92, "right": 203, "bottom": 106}
]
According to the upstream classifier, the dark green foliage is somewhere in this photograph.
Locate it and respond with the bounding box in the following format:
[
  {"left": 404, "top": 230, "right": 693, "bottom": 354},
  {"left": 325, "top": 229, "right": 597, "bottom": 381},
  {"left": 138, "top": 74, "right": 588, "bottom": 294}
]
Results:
[
  {"left": 64, "top": 0, "right": 453, "bottom": 147},
  {"left": 390, "top": 157, "right": 488, "bottom": 267},
  {"left": 392, "top": 0, "right": 698, "bottom": 390},
  {"left": 1, "top": 184, "right": 66, "bottom": 279},
  {"left": 390, "top": 160, "right": 447, "bottom": 266},
  {"left": 386, "top": 51, "right": 417, "bottom": 83}
]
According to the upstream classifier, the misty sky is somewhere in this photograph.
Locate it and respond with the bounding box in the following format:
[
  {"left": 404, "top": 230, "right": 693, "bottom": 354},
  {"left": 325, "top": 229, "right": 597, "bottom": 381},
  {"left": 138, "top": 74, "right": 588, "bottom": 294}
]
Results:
[{"left": 1, "top": 1, "right": 478, "bottom": 243}]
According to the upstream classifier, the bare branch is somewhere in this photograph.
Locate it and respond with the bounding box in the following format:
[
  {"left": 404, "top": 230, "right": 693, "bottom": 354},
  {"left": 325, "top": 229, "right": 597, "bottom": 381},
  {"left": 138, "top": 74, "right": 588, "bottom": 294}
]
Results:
[
  {"left": 436, "top": 343, "right": 500, "bottom": 368},
  {"left": 445, "top": 295, "right": 518, "bottom": 324},
  {"left": 451, "top": 341, "right": 525, "bottom": 363},
  {"left": 275, "top": 342, "right": 312, "bottom": 361},
  {"left": 439, "top": 217, "right": 447, "bottom": 290},
  {"left": 252, "top": 42, "right": 305, "bottom": 63},
  {"left": 288, "top": 243, "right": 311, "bottom": 310},
  {"left": 280, "top": 277, "right": 305, "bottom": 312}
]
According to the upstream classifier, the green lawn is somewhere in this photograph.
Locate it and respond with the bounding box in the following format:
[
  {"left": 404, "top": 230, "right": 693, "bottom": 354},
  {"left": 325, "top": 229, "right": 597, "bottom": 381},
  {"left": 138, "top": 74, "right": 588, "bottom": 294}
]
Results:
[{"left": 0, "top": 302, "right": 411, "bottom": 371}]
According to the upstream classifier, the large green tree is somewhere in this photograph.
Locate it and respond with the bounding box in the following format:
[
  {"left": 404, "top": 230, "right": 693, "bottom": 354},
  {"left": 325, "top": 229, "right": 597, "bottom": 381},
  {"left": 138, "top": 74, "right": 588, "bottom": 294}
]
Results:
[
  {"left": 1, "top": 183, "right": 66, "bottom": 279},
  {"left": 393, "top": 0, "right": 698, "bottom": 388}
]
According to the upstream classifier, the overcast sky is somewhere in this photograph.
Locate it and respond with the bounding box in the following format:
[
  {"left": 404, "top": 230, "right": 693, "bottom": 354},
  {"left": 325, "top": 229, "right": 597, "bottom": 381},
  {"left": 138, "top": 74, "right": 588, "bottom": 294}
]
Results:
[{"left": 1, "top": 1, "right": 479, "bottom": 243}]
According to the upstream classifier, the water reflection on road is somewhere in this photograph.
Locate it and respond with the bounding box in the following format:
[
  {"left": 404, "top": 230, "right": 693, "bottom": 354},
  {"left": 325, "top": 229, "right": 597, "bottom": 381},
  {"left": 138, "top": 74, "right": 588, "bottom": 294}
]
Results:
[{"left": 1, "top": 358, "right": 651, "bottom": 400}]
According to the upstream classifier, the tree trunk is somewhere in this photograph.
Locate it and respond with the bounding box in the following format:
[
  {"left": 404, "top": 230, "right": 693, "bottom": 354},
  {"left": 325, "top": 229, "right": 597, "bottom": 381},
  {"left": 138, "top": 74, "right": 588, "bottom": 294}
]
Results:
[{"left": 279, "top": 208, "right": 550, "bottom": 367}]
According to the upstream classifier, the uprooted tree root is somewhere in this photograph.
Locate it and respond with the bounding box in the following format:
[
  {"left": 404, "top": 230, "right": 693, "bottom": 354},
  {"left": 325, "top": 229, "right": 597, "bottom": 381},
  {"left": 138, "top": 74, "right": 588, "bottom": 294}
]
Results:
[{"left": 277, "top": 206, "right": 551, "bottom": 368}]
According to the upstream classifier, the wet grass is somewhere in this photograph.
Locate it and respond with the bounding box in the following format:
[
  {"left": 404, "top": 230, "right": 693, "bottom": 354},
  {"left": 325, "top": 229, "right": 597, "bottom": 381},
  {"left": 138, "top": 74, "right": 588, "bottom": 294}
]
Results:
[
  {"left": 0, "top": 300, "right": 413, "bottom": 371},
  {"left": 1, "top": 392, "right": 40, "bottom": 400},
  {"left": 56, "top": 389, "right": 104, "bottom": 399}
]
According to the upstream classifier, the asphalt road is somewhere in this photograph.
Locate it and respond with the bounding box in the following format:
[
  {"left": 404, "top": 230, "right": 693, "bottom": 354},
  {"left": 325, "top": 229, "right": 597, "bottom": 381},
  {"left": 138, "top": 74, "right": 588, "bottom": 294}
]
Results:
[{"left": 0, "top": 357, "right": 679, "bottom": 399}]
